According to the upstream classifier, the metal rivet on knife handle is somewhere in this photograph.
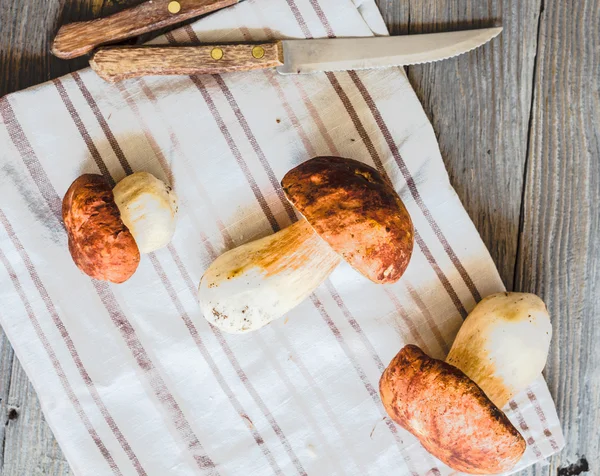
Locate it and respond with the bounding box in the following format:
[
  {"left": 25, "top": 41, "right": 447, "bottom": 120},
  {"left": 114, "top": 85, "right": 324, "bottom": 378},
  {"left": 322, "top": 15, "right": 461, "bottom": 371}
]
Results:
[
  {"left": 168, "top": 1, "right": 181, "bottom": 14},
  {"left": 252, "top": 46, "right": 265, "bottom": 59},
  {"left": 211, "top": 48, "right": 224, "bottom": 60}
]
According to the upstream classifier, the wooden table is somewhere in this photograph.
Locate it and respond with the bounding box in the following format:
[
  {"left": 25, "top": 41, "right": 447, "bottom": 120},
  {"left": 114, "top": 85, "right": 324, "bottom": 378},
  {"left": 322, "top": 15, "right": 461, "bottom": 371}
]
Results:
[{"left": 0, "top": 0, "right": 597, "bottom": 475}]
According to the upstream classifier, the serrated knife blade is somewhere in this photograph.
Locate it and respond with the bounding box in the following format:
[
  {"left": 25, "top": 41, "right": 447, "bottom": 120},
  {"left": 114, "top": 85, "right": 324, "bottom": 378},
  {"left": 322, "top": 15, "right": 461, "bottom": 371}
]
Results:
[
  {"left": 89, "top": 27, "right": 502, "bottom": 82},
  {"left": 276, "top": 27, "right": 503, "bottom": 75}
]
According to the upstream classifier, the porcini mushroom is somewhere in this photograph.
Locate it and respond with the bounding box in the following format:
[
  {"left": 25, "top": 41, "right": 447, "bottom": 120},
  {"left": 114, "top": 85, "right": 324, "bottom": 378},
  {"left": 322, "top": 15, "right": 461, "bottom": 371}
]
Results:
[
  {"left": 446, "top": 292, "right": 552, "bottom": 409},
  {"left": 63, "top": 172, "right": 178, "bottom": 283},
  {"left": 380, "top": 292, "right": 552, "bottom": 473},
  {"left": 380, "top": 345, "right": 526, "bottom": 474},
  {"left": 199, "top": 156, "right": 414, "bottom": 334},
  {"left": 63, "top": 174, "right": 140, "bottom": 284}
]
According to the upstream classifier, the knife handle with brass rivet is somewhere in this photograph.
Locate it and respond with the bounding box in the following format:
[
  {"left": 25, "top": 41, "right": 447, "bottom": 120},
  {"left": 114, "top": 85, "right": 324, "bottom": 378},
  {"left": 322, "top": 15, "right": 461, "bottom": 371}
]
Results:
[
  {"left": 52, "top": 0, "right": 240, "bottom": 60},
  {"left": 89, "top": 43, "right": 284, "bottom": 82}
]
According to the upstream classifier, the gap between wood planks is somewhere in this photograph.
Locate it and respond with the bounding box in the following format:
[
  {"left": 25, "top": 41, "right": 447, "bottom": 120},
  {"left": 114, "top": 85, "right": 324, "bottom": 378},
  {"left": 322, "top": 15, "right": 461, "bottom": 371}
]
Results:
[
  {"left": 0, "top": 328, "right": 16, "bottom": 470},
  {"left": 513, "top": 0, "right": 545, "bottom": 292}
]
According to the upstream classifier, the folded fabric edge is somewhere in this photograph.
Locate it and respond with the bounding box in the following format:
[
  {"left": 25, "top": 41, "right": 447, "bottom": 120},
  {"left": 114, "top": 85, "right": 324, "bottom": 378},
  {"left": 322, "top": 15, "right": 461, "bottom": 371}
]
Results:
[
  {"left": 352, "top": 0, "right": 390, "bottom": 36},
  {"left": 345, "top": 3, "right": 567, "bottom": 471}
]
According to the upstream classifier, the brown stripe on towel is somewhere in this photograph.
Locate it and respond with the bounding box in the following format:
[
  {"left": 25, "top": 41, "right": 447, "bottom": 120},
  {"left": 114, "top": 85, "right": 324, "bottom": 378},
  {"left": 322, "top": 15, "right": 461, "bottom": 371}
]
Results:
[
  {"left": 55, "top": 76, "right": 219, "bottom": 475},
  {"left": 0, "top": 215, "right": 122, "bottom": 475}
]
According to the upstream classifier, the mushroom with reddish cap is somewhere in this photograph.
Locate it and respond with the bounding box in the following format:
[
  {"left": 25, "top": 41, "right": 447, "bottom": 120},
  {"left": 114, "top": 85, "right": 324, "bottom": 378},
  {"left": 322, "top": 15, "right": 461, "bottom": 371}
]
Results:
[
  {"left": 380, "top": 345, "right": 527, "bottom": 474},
  {"left": 63, "top": 172, "right": 178, "bottom": 283},
  {"left": 63, "top": 174, "right": 140, "bottom": 284},
  {"left": 199, "top": 156, "right": 414, "bottom": 334},
  {"left": 380, "top": 292, "right": 552, "bottom": 473}
]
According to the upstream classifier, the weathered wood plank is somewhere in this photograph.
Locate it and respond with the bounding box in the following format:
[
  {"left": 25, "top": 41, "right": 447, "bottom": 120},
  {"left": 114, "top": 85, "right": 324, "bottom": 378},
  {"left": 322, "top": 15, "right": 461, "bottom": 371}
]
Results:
[
  {"left": 0, "top": 327, "right": 16, "bottom": 471},
  {"left": 2, "top": 358, "right": 71, "bottom": 475},
  {"left": 381, "top": 0, "right": 544, "bottom": 291},
  {"left": 0, "top": 0, "right": 135, "bottom": 98},
  {"left": 0, "top": 2, "right": 116, "bottom": 475},
  {"left": 514, "top": 1, "right": 600, "bottom": 475},
  {"left": 0, "top": 1, "right": 181, "bottom": 473},
  {"left": 378, "top": 2, "right": 585, "bottom": 475}
]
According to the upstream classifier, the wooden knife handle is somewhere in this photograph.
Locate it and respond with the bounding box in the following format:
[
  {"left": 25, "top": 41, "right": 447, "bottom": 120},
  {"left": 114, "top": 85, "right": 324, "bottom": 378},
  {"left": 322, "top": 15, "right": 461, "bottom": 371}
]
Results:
[
  {"left": 52, "top": 0, "right": 239, "bottom": 59},
  {"left": 89, "top": 44, "right": 284, "bottom": 82}
]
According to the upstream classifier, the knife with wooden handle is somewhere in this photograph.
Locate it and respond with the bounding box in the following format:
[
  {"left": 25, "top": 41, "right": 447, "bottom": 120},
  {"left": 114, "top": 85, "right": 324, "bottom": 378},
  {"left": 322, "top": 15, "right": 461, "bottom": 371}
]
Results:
[
  {"left": 90, "top": 43, "right": 284, "bottom": 82},
  {"left": 89, "top": 28, "right": 503, "bottom": 82},
  {"left": 52, "top": 0, "right": 241, "bottom": 59}
]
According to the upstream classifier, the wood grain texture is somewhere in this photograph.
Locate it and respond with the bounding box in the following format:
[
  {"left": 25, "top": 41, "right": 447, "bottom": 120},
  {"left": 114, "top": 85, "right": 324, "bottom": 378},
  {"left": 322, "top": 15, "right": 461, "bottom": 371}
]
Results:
[
  {"left": 0, "top": 0, "right": 598, "bottom": 475},
  {"left": 0, "top": 1, "right": 107, "bottom": 473},
  {"left": 2, "top": 355, "right": 71, "bottom": 475},
  {"left": 0, "top": 327, "right": 16, "bottom": 470},
  {"left": 52, "top": 0, "right": 239, "bottom": 59},
  {"left": 379, "top": 1, "right": 598, "bottom": 475},
  {"left": 389, "top": 0, "right": 543, "bottom": 292},
  {"left": 90, "top": 43, "right": 284, "bottom": 82},
  {"left": 514, "top": 1, "right": 600, "bottom": 475},
  {"left": 0, "top": 0, "right": 139, "bottom": 98}
]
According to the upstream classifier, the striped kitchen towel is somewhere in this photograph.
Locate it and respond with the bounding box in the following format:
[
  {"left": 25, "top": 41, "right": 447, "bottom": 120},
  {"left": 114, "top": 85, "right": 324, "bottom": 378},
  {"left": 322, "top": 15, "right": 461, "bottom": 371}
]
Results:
[{"left": 0, "top": 0, "right": 564, "bottom": 474}]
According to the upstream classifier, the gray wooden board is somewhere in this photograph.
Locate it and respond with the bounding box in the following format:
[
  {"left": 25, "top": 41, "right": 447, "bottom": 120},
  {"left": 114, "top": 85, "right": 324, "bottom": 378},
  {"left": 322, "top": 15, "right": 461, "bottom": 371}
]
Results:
[
  {"left": 513, "top": 0, "right": 600, "bottom": 474},
  {"left": 0, "top": 0, "right": 598, "bottom": 474},
  {"left": 0, "top": 326, "right": 16, "bottom": 471}
]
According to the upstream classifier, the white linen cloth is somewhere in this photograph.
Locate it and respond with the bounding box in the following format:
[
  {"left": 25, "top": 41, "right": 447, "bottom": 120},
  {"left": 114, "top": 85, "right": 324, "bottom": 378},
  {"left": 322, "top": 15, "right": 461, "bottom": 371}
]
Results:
[{"left": 0, "top": 0, "right": 564, "bottom": 474}]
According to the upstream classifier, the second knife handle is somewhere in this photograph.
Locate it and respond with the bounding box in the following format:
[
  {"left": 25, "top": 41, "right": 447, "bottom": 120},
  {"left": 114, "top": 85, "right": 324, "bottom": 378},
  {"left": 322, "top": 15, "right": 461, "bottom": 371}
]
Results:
[
  {"left": 52, "top": 0, "right": 239, "bottom": 59},
  {"left": 90, "top": 43, "right": 284, "bottom": 82}
]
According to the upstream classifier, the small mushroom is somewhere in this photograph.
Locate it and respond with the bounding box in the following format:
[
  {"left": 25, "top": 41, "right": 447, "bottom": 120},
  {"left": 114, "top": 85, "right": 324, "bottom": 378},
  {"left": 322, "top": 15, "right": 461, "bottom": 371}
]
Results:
[
  {"left": 380, "top": 345, "right": 526, "bottom": 474},
  {"left": 63, "top": 172, "right": 178, "bottom": 283},
  {"left": 113, "top": 172, "right": 178, "bottom": 254},
  {"left": 63, "top": 174, "right": 140, "bottom": 283},
  {"left": 446, "top": 292, "right": 552, "bottom": 409},
  {"left": 199, "top": 156, "right": 414, "bottom": 334}
]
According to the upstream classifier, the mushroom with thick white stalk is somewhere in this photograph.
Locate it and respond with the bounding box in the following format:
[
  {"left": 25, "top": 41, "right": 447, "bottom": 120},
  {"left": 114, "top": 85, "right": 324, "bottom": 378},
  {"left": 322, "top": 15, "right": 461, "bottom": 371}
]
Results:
[
  {"left": 113, "top": 172, "right": 179, "bottom": 254},
  {"left": 199, "top": 156, "right": 415, "bottom": 334},
  {"left": 62, "top": 171, "right": 178, "bottom": 283},
  {"left": 379, "top": 292, "right": 552, "bottom": 474},
  {"left": 446, "top": 291, "right": 552, "bottom": 409}
]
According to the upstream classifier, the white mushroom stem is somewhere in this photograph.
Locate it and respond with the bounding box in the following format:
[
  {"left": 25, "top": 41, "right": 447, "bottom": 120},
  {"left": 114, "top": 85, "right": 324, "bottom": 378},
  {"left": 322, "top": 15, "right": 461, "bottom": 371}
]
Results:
[
  {"left": 446, "top": 292, "right": 552, "bottom": 409},
  {"left": 199, "top": 219, "right": 341, "bottom": 334},
  {"left": 113, "top": 172, "right": 178, "bottom": 254}
]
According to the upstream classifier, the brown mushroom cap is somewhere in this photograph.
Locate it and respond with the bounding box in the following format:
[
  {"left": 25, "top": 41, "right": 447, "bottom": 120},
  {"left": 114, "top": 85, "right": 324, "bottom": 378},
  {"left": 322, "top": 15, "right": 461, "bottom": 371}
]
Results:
[
  {"left": 281, "top": 157, "right": 414, "bottom": 284},
  {"left": 380, "top": 345, "right": 526, "bottom": 474},
  {"left": 62, "top": 174, "right": 140, "bottom": 284}
]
